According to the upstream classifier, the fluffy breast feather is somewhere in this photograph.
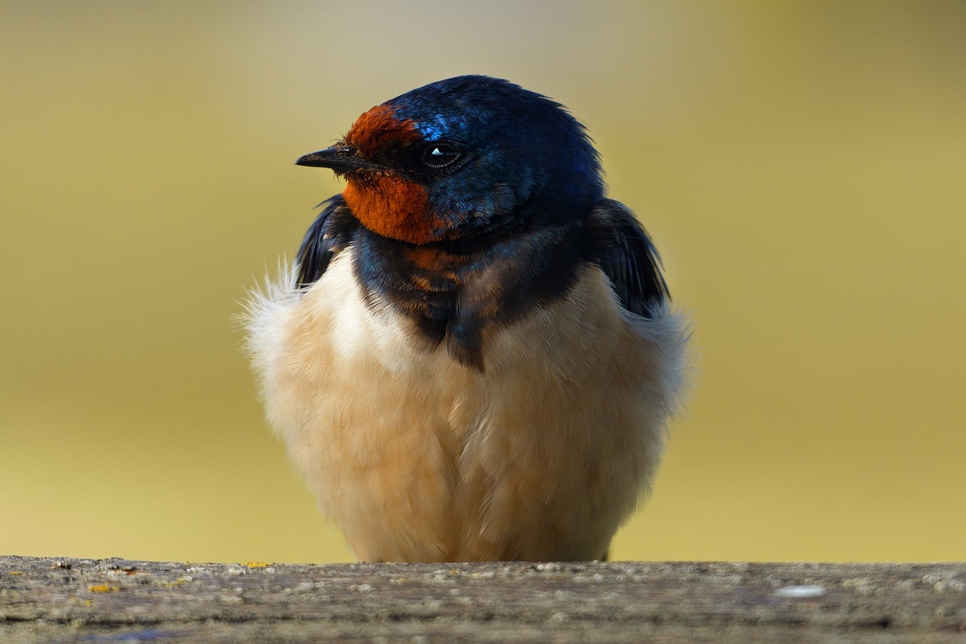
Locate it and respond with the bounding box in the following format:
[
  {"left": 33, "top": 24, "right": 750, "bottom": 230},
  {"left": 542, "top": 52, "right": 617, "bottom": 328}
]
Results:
[{"left": 244, "top": 248, "right": 689, "bottom": 562}]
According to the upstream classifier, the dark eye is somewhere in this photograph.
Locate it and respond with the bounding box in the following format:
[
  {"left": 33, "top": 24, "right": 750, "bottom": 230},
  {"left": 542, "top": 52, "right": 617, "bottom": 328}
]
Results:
[{"left": 421, "top": 143, "right": 461, "bottom": 168}]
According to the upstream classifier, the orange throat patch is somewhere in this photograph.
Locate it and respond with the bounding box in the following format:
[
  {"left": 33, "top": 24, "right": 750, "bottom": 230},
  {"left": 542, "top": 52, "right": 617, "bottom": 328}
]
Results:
[{"left": 343, "top": 176, "right": 440, "bottom": 245}]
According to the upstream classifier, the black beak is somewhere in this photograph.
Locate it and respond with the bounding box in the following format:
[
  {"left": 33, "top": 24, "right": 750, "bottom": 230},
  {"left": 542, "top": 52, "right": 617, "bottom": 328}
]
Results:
[{"left": 295, "top": 146, "right": 379, "bottom": 173}]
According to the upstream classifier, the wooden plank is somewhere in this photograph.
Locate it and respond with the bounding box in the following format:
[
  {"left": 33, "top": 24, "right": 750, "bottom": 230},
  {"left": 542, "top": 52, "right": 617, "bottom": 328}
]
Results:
[{"left": 1, "top": 557, "right": 964, "bottom": 642}]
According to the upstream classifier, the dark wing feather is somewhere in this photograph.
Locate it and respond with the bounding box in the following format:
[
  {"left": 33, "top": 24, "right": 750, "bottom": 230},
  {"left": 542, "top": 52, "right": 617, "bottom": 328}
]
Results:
[
  {"left": 296, "top": 195, "right": 358, "bottom": 289},
  {"left": 587, "top": 199, "right": 670, "bottom": 317}
]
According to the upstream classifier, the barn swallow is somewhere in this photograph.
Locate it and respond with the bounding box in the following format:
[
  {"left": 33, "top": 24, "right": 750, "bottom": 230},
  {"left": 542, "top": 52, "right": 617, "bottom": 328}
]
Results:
[{"left": 245, "top": 75, "right": 689, "bottom": 562}]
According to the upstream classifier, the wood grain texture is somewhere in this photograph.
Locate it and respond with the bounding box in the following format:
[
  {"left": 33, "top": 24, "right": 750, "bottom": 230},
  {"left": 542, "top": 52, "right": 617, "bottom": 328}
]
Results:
[{"left": 1, "top": 557, "right": 964, "bottom": 643}]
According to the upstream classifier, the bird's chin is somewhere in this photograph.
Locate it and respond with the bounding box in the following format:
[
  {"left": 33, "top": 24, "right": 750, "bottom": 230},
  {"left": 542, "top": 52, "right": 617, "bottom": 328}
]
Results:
[
  {"left": 342, "top": 176, "right": 446, "bottom": 245},
  {"left": 342, "top": 169, "right": 403, "bottom": 184}
]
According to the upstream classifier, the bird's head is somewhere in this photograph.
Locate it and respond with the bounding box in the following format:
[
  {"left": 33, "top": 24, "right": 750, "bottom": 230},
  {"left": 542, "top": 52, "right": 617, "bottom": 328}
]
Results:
[{"left": 296, "top": 75, "right": 603, "bottom": 245}]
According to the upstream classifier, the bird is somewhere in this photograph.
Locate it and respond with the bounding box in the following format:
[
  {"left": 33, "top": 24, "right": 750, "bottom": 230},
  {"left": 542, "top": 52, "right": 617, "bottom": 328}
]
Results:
[{"left": 244, "top": 75, "right": 689, "bottom": 563}]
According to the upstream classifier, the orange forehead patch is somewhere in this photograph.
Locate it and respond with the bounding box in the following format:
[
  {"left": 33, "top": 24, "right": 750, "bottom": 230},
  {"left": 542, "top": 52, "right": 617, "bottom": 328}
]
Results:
[{"left": 344, "top": 104, "right": 421, "bottom": 155}]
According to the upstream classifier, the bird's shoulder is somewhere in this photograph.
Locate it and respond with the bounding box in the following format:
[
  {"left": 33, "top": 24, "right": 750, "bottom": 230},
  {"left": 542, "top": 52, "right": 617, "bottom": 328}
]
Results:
[
  {"left": 584, "top": 198, "right": 670, "bottom": 318},
  {"left": 296, "top": 196, "right": 671, "bottom": 318},
  {"left": 296, "top": 195, "right": 359, "bottom": 289}
]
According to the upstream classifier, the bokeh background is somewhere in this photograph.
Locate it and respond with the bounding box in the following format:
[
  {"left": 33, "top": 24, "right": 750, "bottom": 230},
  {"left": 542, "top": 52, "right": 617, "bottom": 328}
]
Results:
[{"left": 2, "top": 1, "right": 964, "bottom": 564}]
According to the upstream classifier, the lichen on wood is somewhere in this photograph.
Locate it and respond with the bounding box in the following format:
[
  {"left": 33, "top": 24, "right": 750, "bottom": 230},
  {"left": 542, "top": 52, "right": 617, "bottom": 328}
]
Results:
[{"left": 1, "top": 557, "right": 964, "bottom": 643}]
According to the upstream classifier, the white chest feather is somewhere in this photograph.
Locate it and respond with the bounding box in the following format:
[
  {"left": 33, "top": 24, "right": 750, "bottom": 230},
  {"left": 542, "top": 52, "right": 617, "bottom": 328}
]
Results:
[{"left": 245, "top": 249, "right": 688, "bottom": 562}]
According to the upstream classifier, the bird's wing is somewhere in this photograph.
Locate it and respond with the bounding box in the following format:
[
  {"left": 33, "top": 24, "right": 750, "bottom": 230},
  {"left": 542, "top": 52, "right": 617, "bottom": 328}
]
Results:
[
  {"left": 296, "top": 195, "right": 359, "bottom": 289},
  {"left": 587, "top": 199, "right": 670, "bottom": 318}
]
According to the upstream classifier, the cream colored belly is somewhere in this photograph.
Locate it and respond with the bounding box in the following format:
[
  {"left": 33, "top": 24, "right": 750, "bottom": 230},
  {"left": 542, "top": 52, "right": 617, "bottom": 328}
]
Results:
[{"left": 245, "top": 250, "right": 687, "bottom": 562}]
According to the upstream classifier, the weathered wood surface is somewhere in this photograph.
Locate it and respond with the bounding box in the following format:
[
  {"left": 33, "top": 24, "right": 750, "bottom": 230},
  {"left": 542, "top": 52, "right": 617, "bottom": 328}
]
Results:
[{"left": 1, "top": 557, "right": 964, "bottom": 643}]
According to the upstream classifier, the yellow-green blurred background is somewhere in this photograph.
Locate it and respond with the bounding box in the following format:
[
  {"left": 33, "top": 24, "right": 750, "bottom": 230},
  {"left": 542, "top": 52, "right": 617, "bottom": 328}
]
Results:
[{"left": 2, "top": 1, "right": 964, "bottom": 564}]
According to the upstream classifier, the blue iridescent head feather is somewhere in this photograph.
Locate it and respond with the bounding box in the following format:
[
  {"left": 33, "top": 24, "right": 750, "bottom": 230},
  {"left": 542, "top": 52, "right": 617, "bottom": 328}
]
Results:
[{"left": 384, "top": 75, "right": 604, "bottom": 230}]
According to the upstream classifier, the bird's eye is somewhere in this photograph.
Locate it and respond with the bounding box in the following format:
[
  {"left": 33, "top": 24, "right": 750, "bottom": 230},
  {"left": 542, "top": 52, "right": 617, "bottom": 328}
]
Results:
[{"left": 421, "top": 143, "right": 461, "bottom": 169}]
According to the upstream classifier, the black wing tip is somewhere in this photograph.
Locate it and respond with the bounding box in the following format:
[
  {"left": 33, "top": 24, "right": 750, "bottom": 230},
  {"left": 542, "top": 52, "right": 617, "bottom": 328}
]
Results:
[
  {"left": 589, "top": 199, "right": 672, "bottom": 317},
  {"left": 295, "top": 195, "right": 355, "bottom": 290}
]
